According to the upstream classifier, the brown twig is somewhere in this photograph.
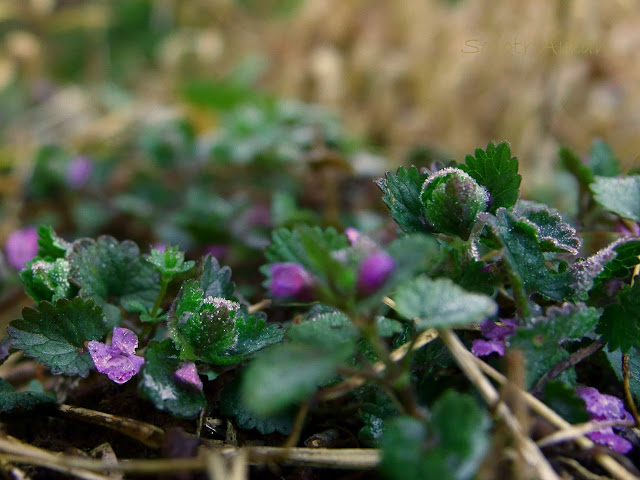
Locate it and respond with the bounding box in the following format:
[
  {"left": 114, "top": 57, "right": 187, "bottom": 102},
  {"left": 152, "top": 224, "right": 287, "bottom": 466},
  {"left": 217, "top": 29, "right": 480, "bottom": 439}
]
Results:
[{"left": 537, "top": 419, "right": 635, "bottom": 448}]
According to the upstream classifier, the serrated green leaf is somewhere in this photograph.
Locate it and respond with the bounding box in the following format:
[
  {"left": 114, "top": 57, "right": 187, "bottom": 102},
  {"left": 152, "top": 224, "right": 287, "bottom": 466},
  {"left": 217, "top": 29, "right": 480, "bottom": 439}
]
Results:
[
  {"left": 376, "top": 166, "right": 430, "bottom": 234},
  {"left": 593, "top": 238, "right": 640, "bottom": 287},
  {"left": 460, "top": 141, "right": 521, "bottom": 213},
  {"left": 516, "top": 201, "right": 581, "bottom": 255},
  {"left": 218, "top": 376, "right": 293, "bottom": 435},
  {"left": 146, "top": 246, "right": 195, "bottom": 278},
  {"left": 69, "top": 236, "right": 161, "bottom": 325},
  {"left": 559, "top": 145, "right": 594, "bottom": 186},
  {"left": 510, "top": 303, "right": 600, "bottom": 386},
  {"left": 589, "top": 139, "right": 620, "bottom": 178},
  {"left": 420, "top": 168, "right": 489, "bottom": 239},
  {"left": 597, "top": 281, "right": 640, "bottom": 353},
  {"left": 380, "top": 391, "right": 489, "bottom": 480},
  {"left": 481, "top": 208, "right": 573, "bottom": 301},
  {"left": 591, "top": 175, "right": 640, "bottom": 222},
  {"left": 8, "top": 298, "right": 108, "bottom": 377},
  {"left": 36, "top": 226, "right": 70, "bottom": 260},
  {"left": 139, "top": 340, "right": 206, "bottom": 419},
  {"left": 0, "top": 378, "right": 57, "bottom": 412},
  {"left": 394, "top": 276, "right": 497, "bottom": 329},
  {"left": 20, "top": 258, "right": 72, "bottom": 303},
  {"left": 286, "top": 309, "right": 357, "bottom": 347},
  {"left": 199, "top": 255, "right": 236, "bottom": 299}
]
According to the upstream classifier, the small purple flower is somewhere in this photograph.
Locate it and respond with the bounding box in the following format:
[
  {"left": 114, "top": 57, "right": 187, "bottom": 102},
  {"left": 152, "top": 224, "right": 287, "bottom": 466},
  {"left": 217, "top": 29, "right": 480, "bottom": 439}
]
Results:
[
  {"left": 576, "top": 386, "right": 633, "bottom": 454},
  {"left": 174, "top": 362, "right": 203, "bottom": 391},
  {"left": 67, "top": 156, "right": 93, "bottom": 189},
  {"left": 345, "top": 227, "right": 360, "bottom": 245},
  {"left": 247, "top": 205, "right": 272, "bottom": 227},
  {"left": 269, "top": 262, "right": 315, "bottom": 300},
  {"left": 5, "top": 227, "right": 39, "bottom": 270},
  {"left": 356, "top": 251, "right": 395, "bottom": 295},
  {"left": 88, "top": 327, "right": 145, "bottom": 384},
  {"left": 472, "top": 318, "right": 518, "bottom": 357},
  {"left": 616, "top": 221, "right": 640, "bottom": 237},
  {"left": 203, "top": 244, "right": 229, "bottom": 259},
  {"left": 151, "top": 243, "right": 166, "bottom": 253}
]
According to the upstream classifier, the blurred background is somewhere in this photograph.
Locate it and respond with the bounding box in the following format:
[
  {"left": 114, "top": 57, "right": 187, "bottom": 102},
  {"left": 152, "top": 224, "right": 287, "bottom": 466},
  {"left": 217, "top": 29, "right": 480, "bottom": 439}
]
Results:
[{"left": 0, "top": 0, "right": 639, "bottom": 253}]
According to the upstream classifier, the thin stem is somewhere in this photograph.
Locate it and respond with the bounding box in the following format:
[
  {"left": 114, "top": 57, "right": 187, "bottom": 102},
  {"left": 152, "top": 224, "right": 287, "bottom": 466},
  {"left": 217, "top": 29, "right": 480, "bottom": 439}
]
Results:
[
  {"left": 622, "top": 354, "right": 640, "bottom": 428},
  {"left": 283, "top": 401, "right": 309, "bottom": 449},
  {"left": 150, "top": 276, "right": 170, "bottom": 318}
]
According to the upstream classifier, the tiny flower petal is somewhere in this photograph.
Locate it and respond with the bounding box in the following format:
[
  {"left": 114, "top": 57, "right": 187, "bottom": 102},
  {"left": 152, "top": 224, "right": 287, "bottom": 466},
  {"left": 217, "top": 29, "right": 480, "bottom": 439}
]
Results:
[
  {"left": 345, "top": 227, "right": 360, "bottom": 245},
  {"left": 356, "top": 251, "right": 395, "bottom": 295},
  {"left": 5, "top": 227, "right": 39, "bottom": 270},
  {"left": 203, "top": 244, "right": 229, "bottom": 259},
  {"left": 588, "top": 429, "right": 633, "bottom": 454},
  {"left": 269, "top": 262, "right": 315, "bottom": 300},
  {"left": 67, "top": 156, "right": 93, "bottom": 189},
  {"left": 174, "top": 362, "right": 203, "bottom": 391},
  {"left": 480, "top": 318, "right": 517, "bottom": 341},
  {"left": 112, "top": 327, "right": 139, "bottom": 355},
  {"left": 472, "top": 339, "right": 505, "bottom": 357}
]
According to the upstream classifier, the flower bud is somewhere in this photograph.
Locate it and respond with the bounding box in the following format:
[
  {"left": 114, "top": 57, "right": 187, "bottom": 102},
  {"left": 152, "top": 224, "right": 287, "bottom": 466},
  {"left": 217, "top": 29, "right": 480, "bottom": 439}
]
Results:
[
  {"left": 67, "top": 156, "right": 93, "bottom": 189},
  {"left": 5, "top": 227, "right": 39, "bottom": 270},
  {"left": 356, "top": 251, "right": 395, "bottom": 295},
  {"left": 174, "top": 362, "right": 203, "bottom": 391},
  {"left": 269, "top": 262, "right": 315, "bottom": 300}
]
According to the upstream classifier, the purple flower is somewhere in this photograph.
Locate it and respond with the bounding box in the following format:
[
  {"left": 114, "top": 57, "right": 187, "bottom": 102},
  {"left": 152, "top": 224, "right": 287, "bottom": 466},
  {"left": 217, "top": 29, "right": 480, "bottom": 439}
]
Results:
[
  {"left": 203, "top": 244, "right": 229, "bottom": 259},
  {"left": 67, "top": 156, "right": 93, "bottom": 189},
  {"left": 345, "top": 227, "right": 360, "bottom": 245},
  {"left": 356, "top": 251, "right": 395, "bottom": 295},
  {"left": 472, "top": 318, "right": 518, "bottom": 357},
  {"left": 5, "top": 227, "right": 39, "bottom": 270},
  {"left": 88, "top": 327, "right": 145, "bottom": 384},
  {"left": 576, "top": 386, "right": 633, "bottom": 454},
  {"left": 616, "top": 221, "right": 640, "bottom": 237},
  {"left": 174, "top": 362, "right": 203, "bottom": 391},
  {"left": 269, "top": 262, "right": 315, "bottom": 300}
]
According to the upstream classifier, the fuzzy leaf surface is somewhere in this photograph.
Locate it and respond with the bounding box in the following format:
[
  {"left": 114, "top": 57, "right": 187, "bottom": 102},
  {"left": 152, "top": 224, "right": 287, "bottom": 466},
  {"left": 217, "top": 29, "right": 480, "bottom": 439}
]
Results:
[
  {"left": 394, "top": 276, "right": 497, "bottom": 329},
  {"left": 376, "top": 166, "right": 429, "bottom": 233},
  {"left": 139, "top": 340, "right": 206, "bottom": 419},
  {"left": 591, "top": 175, "right": 640, "bottom": 223},
  {"left": 597, "top": 281, "right": 640, "bottom": 353},
  {"left": 461, "top": 141, "right": 521, "bottom": 213},
  {"left": 199, "top": 255, "right": 236, "bottom": 299},
  {"left": 515, "top": 201, "right": 581, "bottom": 255},
  {"left": 20, "top": 258, "right": 72, "bottom": 303},
  {"left": 8, "top": 298, "right": 108, "bottom": 377},
  {"left": 36, "top": 225, "right": 70, "bottom": 260}
]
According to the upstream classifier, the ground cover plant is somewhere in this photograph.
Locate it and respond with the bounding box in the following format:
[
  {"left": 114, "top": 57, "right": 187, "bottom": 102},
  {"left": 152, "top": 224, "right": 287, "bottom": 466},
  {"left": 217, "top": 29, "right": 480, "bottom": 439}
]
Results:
[{"left": 1, "top": 117, "right": 640, "bottom": 480}]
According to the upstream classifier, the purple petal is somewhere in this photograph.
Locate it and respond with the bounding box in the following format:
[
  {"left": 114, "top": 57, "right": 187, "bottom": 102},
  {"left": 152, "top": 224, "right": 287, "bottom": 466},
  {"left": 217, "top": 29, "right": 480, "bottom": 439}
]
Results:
[
  {"left": 174, "top": 362, "right": 203, "bottom": 391},
  {"left": 472, "top": 339, "right": 505, "bottom": 357},
  {"left": 67, "top": 156, "right": 93, "bottom": 189},
  {"left": 269, "top": 262, "right": 315, "bottom": 300},
  {"left": 588, "top": 430, "right": 633, "bottom": 454},
  {"left": 5, "top": 227, "right": 39, "bottom": 270},
  {"left": 480, "top": 318, "right": 517, "bottom": 341},
  {"left": 112, "top": 327, "right": 139, "bottom": 355},
  {"left": 345, "top": 227, "right": 360, "bottom": 245},
  {"left": 203, "top": 244, "right": 229, "bottom": 259},
  {"left": 356, "top": 251, "right": 396, "bottom": 295},
  {"left": 576, "top": 387, "right": 633, "bottom": 422}
]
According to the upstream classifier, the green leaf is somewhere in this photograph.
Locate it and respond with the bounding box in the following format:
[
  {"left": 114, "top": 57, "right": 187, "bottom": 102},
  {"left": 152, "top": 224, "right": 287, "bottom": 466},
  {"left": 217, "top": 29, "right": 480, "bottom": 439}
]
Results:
[
  {"left": 559, "top": 145, "right": 594, "bottom": 186},
  {"left": 510, "top": 303, "right": 600, "bottom": 386},
  {"left": 461, "top": 141, "right": 521, "bottom": 213},
  {"left": 515, "top": 201, "right": 582, "bottom": 256},
  {"left": 146, "top": 246, "right": 195, "bottom": 278},
  {"left": 139, "top": 340, "right": 206, "bottom": 419},
  {"left": 597, "top": 281, "right": 640, "bottom": 353},
  {"left": 20, "top": 258, "right": 72, "bottom": 303},
  {"left": 380, "top": 391, "right": 489, "bottom": 480},
  {"left": 542, "top": 380, "right": 589, "bottom": 424},
  {"left": 199, "top": 255, "right": 236, "bottom": 299},
  {"left": 591, "top": 175, "right": 640, "bottom": 222},
  {"left": 606, "top": 348, "right": 640, "bottom": 403},
  {"left": 376, "top": 166, "right": 430, "bottom": 234},
  {"left": 481, "top": 208, "right": 573, "bottom": 301},
  {"left": 0, "top": 379, "right": 57, "bottom": 412},
  {"left": 8, "top": 298, "right": 108, "bottom": 377},
  {"left": 420, "top": 168, "right": 489, "bottom": 239},
  {"left": 69, "top": 236, "right": 161, "bottom": 324},
  {"left": 589, "top": 139, "right": 620, "bottom": 178},
  {"left": 218, "top": 376, "right": 293, "bottom": 435},
  {"left": 393, "top": 276, "right": 497, "bottom": 329},
  {"left": 36, "top": 225, "right": 70, "bottom": 260}
]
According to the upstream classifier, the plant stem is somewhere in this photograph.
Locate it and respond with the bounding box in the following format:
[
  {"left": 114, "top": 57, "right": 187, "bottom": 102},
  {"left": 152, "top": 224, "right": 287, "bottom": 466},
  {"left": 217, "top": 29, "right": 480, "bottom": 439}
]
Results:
[
  {"left": 150, "top": 276, "right": 170, "bottom": 318},
  {"left": 622, "top": 354, "right": 640, "bottom": 428}
]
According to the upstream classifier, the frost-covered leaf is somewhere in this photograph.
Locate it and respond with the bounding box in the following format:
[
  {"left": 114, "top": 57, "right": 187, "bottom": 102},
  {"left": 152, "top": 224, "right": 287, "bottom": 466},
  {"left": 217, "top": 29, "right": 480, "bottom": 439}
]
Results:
[
  {"left": 0, "top": 379, "right": 57, "bottom": 412},
  {"left": 480, "top": 208, "right": 573, "bottom": 301},
  {"left": 146, "top": 246, "right": 195, "bottom": 278},
  {"left": 20, "top": 258, "right": 72, "bottom": 303},
  {"left": 218, "top": 376, "right": 293, "bottom": 435},
  {"left": 515, "top": 201, "right": 581, "bottom": 255},
  {"left": 139, "top": 340, "right": 206, "bottom": 419},
  {"left": 591, "top": 175, "right": 640, "bottom": 222},
  {"left": 8, "top": 298, "right": 108, "bottom": 377},
  {"left": 420, "top": 168, "right": 489, "bottom": 239},
  {"left": 460, "top": 141, "right": 521, "bottom": 213},
  {"left": 375, "top": 166, "right": 430, "bottom": 234},
  {"left": 69, "top": 236, "right": 161, "bottom": 324},
  {"left": 597, "top": 281, "right": 640, "bottom": 353},
  {"left": 510, "top": 303, "right": 600, "bottom": 386},
  {"left": 36, "top": 225, "right": 70, "bottom": 260},
  {"left": 394, "top": 276, "right": 497, "bottom": 329},
  {"left": 380, "top": 391, "right": 489, "bottom": 480},
  {"left": 199, "top": 255, "right": 236, "bottom": 299}
]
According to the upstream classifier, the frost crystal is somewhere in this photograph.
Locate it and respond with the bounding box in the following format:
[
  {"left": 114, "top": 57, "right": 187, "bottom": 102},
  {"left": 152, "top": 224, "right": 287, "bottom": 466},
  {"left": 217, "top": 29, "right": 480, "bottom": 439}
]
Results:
[
  {"left": 203, "top": 296, "right": 240, "bottom": 311},
  {"left": 5, "top": 227, "right": 39, "bottom": 271},
  {"left": 576, "top": 386, "right": 633, "bottom": 453},
  {"left": 88, "top": 327, "right": 145, "bottom": 384}
]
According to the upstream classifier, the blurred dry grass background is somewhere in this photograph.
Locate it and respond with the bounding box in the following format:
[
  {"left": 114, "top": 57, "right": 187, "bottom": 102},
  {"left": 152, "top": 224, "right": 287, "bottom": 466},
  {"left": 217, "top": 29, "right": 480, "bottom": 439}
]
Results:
[{"left": 1, "top": 0, "right": 640, "bottom": 196}]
